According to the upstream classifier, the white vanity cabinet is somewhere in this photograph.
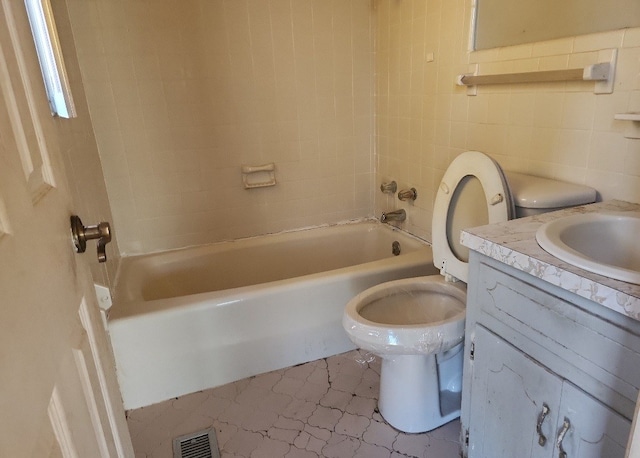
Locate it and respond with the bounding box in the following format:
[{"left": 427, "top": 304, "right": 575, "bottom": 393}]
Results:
[{"left": 460, "top": 253, "right": 640, "bottom": 458}]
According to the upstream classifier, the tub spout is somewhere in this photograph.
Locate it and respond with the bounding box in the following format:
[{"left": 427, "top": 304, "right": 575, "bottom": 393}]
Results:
[{"left": 380, "top": 209, "right": 406, "bottom": 223}]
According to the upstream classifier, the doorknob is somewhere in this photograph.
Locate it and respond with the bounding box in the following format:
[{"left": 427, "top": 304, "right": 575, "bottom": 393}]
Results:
[{"left": 70, "top": 215, "right": 112, "bottom": 263}]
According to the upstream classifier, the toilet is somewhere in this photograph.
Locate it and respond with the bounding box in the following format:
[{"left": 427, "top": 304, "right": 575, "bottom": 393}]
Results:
[{"left": 343, "top": 151, "right": 596, "bottom": 433}]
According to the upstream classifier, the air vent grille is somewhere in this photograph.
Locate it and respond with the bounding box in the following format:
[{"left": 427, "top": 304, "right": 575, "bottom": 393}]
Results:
[{"left": 173, "top": 428, "right": 219, "bottom": 458}]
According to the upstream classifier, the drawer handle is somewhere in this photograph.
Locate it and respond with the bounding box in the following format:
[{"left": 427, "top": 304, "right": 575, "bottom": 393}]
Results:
[
  {"left": 536, "top": 403, "right": 550, "bottom": 446},
  {"left": 556, "top": 417, "right": 570, "bottom": 458}
]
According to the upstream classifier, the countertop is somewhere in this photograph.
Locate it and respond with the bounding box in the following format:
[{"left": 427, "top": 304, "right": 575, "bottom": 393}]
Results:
[{"left": 461, "top": 200, "right": 640, "bottom": 321}]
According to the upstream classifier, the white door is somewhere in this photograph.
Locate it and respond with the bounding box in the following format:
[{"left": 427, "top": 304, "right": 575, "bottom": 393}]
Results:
[{"left": 0, "top": 1, "right": 133, "bottom": 456}]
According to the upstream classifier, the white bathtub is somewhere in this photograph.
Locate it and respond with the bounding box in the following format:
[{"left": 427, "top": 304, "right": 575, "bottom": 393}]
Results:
[{"left": 109, "top": 221, "right": 435, "bottom": 409}]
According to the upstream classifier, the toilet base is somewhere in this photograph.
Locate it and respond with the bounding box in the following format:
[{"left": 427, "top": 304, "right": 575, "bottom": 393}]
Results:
[{"left": 378, "top": 350, "right": 462, "bottom": 433}]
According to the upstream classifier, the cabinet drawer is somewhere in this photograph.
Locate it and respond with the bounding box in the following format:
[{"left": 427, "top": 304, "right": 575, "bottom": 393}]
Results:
[{"left": 472, "top": 258, "right": 640, "bottom": 419}]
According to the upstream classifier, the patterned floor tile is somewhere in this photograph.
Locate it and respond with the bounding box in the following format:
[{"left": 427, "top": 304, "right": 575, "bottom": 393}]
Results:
[{"left": 127, "top": 350, "right": 462, "bottom": 457}]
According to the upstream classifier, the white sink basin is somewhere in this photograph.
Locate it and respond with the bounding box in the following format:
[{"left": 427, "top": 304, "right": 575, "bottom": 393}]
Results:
[{"left": 536, "top": 212, "right": 640, "bottom": 285}]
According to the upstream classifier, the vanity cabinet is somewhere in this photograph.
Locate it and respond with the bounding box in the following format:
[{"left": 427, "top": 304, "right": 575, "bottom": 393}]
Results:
[
  {"left": 469, "top": 326, "right": 629, "bottom": 457},
  {"left": 460, "top": 253, "right": 640, "bottom": 458}
]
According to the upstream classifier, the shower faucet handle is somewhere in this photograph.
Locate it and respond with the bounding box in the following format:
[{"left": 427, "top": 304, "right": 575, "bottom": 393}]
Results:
[
  {"left": 70, "top": 215, "right": 112, "bottom": 263},
  {"left": 380, "top": 181, "right": 397, "bottom": 194},
  {"left": 398, "top": 188, "right": 417, "bottom": 201}
]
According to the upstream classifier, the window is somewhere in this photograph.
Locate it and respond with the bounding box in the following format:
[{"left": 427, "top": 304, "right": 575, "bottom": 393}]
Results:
[{"left": 24, "top": 0, "right": 75, "bottom": 118}]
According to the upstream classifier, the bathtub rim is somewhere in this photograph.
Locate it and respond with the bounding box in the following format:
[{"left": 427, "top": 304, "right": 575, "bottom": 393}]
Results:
[
  {"left": 109, "top": 247, "right": 433, "bottom": 322},
  {"left": 115, "top": 217, "right": 425, "bottom": 260},
  {"left": 110, "top": 219, "right": 432, "bottom": 320}
]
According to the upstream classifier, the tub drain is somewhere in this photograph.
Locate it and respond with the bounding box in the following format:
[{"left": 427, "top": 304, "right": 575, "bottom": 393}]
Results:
[
  {"left": 392, "top": 240, "right": 401, "bottom": 256},
  {"left": 173, "top": 428, "right": 220, "bottom": 458}
]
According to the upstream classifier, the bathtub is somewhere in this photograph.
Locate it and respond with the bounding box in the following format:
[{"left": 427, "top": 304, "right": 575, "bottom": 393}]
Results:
[{"left": 109, "top": 220, "right": 436, "bottom": 409}]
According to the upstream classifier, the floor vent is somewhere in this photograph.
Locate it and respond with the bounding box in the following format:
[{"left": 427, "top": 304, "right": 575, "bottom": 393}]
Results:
[{"left": 173, "top": 428, "right": 220, "bottom": 458}]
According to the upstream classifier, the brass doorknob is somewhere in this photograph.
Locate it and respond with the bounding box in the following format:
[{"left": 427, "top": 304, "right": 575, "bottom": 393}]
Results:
[{"left": 70, "top": 215, "right": 112, "bottom": 263}]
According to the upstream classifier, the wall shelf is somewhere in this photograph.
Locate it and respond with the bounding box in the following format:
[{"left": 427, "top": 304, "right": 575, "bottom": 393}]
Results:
[{"left": 614, "top": 112, "right": 640, "bottom": 139}]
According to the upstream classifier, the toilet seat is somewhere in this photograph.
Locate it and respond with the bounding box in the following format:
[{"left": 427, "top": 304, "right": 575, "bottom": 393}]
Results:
[{"left": 432, "top": 151, "right": 513, "bottom": 283}]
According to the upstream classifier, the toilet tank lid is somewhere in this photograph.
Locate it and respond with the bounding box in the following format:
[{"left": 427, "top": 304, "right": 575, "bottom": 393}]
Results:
[{"left": 505, "top": 172, "right": 596, "bottom": 209}]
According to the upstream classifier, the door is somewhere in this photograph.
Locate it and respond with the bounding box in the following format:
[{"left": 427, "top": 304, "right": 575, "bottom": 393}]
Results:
[
  {"left": 0, "top": 1, "right": 133, "bottom": 456},
  {"left": 468, "top": 326, "right": 561, "bottom": 458}
]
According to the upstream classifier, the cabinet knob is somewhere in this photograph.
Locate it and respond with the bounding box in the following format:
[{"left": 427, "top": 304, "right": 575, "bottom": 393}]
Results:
[{"left": 536, "top": 403, "right": 550, "bottom": 446}]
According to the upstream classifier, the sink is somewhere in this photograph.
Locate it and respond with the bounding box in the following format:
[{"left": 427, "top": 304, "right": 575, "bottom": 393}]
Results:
[{"left": 536, "top": 212, "right": 640, "bottom": 284}]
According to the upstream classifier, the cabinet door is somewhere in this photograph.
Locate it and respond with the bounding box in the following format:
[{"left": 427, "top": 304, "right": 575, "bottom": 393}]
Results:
[
  {"left": 554, "top": 382, "right": 630, "bottom": 458},
  {"left": 469, "top": 326, "right": 561, "bottom": 458}
]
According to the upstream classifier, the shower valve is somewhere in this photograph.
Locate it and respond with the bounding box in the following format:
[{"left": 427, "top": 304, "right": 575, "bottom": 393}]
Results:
[
  {"left": 380, "top": 181, "right": 397, "bottom": 194},
  {"left": 398, "top": 188, "right": 417, "bottom": 201}
]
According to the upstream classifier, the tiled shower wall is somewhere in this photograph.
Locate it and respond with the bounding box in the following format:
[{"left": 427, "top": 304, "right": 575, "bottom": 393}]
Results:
[
  {"left": 66, "top": 0, "right": 374, "bottom": 254},
  {"left": 375, "top": 0, "right": 640, "bottom": 241}
]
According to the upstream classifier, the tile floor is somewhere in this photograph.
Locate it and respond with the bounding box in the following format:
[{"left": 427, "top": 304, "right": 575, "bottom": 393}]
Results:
[{"left": 127, "top": 350, "right": 462, "bottom": 457}]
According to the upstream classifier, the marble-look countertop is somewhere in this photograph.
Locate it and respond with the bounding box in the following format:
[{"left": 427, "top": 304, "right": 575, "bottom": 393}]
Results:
[{"left": 461, "top": 200, "right": 640, "bottom": 321}]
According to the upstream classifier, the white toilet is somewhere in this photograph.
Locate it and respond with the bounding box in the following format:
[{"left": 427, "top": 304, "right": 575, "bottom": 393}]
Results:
[{"left": 343, "top": 151, "right": 596, "bottom": 433}]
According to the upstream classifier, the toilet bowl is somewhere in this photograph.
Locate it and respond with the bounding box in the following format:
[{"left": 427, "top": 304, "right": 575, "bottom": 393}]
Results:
[
  {"left": 343, "top": 151, "right": 597, "bottom": 433},
  {"left": 344, "top": 276, "right": 466, "bottom": 432},
  {"left": 346, "top": 277, "right": 466, "bottom": 356}
]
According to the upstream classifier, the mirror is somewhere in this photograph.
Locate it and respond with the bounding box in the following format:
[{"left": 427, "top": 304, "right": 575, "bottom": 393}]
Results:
[{"left": 474, "top": 0, "right": 640, "bottom": 50}]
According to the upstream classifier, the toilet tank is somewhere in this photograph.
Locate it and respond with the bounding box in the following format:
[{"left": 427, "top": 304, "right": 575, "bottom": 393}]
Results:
[{"left": 505, "top": 172, "right": 597, "bottom": 218}]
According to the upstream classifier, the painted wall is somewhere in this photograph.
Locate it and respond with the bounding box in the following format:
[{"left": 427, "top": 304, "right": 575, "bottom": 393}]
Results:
[
  {"left": 375, "top": 0, "right": 640, "bottom": 242},
  {"left": 66, "top": 0, "right": 374, "bottom": 254}
]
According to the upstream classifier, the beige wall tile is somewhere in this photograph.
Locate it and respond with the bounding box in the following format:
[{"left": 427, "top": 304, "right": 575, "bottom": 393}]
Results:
[
  {"left": 573, "top": 30, "right": 625, "bottom": 53},
  {"left": 375, "top": 0, "right": 640, "bottom": 243},
  {"left": 68, "top": 0, "right": 374, "bottom": 254}
]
